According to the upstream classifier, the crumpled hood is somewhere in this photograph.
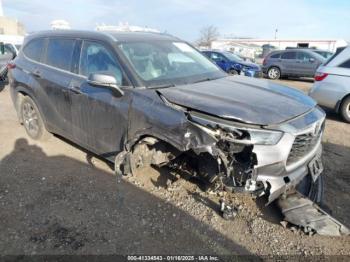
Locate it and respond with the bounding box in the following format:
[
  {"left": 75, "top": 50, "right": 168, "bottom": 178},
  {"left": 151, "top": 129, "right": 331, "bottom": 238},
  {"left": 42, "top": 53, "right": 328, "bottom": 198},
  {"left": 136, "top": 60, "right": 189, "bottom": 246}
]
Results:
[{"left": 158, "top": 76, "right": 316, "bottom": 125}]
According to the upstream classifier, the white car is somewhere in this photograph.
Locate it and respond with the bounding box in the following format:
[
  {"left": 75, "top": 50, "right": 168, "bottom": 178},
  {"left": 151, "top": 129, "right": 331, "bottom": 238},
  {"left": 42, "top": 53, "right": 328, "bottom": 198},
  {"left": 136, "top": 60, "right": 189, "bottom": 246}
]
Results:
[{"left": 309, "top": 46, "right": 350, "bottom": 123}]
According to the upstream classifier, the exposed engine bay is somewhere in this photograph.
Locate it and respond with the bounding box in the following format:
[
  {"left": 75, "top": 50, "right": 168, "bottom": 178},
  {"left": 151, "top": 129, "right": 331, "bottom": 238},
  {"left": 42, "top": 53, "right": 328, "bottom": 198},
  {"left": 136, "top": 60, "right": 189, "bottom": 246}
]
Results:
[{"left": 114, "top": 101, "right": 349, "bottom": 236}]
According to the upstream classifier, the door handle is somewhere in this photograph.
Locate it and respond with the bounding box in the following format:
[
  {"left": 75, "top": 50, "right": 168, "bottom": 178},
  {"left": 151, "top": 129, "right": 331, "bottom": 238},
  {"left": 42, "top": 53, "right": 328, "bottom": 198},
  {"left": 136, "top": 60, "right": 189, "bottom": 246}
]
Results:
[
  {"left": 32, "top": 70, "right": 42, "bottom": 78},
  {"left": 68, "top": 85, "right": 82, "bottom": 94}
]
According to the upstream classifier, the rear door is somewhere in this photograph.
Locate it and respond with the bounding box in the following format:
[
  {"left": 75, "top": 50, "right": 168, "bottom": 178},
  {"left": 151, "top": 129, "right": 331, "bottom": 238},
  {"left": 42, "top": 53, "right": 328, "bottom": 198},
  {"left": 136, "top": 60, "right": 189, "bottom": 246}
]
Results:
[
  {"left": 68, "top": 40, "right": 132, "bottom": 155},
  {"left": 280, "top": 51, "right": 297, "bottom": 75},
  {"left": 38, "top": 37, "right": 76, "bottom": 136},
  {"left": 296, "top": 51, "right": 318, "bottom": 76}
]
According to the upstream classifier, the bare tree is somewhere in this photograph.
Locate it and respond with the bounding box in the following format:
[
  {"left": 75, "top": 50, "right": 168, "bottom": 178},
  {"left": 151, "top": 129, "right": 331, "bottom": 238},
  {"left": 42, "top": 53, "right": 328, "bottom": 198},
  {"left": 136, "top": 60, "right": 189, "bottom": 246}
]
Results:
[{"left": 197, "top": 25, "right": 220, "bottom": 48}]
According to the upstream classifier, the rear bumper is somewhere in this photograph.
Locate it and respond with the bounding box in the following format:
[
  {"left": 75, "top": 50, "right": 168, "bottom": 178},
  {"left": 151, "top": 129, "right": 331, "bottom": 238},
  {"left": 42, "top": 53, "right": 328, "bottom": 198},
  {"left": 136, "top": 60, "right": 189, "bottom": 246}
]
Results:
[{"left": 309, "top": 78, "right": 348, "bottom": 112}]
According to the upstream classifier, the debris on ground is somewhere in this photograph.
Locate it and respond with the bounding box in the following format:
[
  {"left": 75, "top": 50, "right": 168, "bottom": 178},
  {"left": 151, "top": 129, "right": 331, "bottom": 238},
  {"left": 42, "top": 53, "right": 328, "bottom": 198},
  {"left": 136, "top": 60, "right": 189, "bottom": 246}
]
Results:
[
  {"left": 278, "top": 192, "right": 350, "bottom": 236},
  {"left": 220, "top": 199, "right": 238, "bottom": 220}
]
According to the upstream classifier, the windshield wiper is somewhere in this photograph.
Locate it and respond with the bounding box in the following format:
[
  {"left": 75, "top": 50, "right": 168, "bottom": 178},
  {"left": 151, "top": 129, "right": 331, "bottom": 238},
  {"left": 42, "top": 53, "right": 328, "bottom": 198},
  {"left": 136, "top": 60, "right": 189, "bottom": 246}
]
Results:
[
  {"left": 193, "top": 77, "right": 214, "bottom": 84},
  {"left": 148, "top": 83, "right": 176, "bottom": 89}
]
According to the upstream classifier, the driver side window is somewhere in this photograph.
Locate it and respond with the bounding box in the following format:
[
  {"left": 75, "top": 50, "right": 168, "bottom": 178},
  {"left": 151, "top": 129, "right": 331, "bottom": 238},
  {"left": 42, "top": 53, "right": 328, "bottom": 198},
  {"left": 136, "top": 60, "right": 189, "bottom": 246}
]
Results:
[{"left": 79, "top": 41, "right": 128, "bottom": 86}]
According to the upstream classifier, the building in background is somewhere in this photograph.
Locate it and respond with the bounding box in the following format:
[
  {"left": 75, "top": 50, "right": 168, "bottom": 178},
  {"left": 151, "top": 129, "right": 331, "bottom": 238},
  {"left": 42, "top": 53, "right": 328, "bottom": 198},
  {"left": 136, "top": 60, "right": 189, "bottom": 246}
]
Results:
[
  {"left": 51, "top": 20, "right": 71, "bottom": 30},
  {"left": 211, "top": 38, "right": 348, "bottom": 62},
  {"left": 0, "top": 0, "right": 25, "bottom": 36},
  {"left": 96, "top": 22, "right": 160, "bottom": 33}
]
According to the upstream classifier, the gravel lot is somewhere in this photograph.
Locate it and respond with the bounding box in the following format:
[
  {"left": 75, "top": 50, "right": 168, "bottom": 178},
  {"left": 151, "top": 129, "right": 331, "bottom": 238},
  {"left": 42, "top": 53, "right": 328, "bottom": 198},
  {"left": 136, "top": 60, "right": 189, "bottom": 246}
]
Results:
[{"left": 0, "top": 78, "right": 349, "bottom": 256}]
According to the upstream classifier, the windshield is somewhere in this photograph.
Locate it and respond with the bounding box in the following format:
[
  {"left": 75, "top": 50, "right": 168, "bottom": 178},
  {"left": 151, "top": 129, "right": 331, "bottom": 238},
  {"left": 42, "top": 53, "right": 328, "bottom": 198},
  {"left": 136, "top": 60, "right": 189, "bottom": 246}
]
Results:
[
  {"left": 223, "top": 52, "right": 243, "bottom": 62},
  {"left": 118, "top": 41, "right": 225, "bottom": 87}
]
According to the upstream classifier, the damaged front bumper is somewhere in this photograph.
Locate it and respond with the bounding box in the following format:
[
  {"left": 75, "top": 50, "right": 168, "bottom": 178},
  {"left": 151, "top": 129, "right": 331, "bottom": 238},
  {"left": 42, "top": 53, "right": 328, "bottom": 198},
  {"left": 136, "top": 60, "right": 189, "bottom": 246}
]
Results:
[{"left": 187, "top": 106, "right": 326, "bottom": 204}]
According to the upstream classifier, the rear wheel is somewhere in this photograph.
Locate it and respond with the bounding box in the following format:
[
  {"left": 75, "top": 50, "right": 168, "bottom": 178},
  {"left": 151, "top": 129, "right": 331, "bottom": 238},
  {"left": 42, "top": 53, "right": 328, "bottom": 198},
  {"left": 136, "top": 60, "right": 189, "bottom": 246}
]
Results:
[
  {"left": 296, "top": 175, "right": 323, "bottom": 204},
  {"left": 228, "top": 69, "right": 239, "bottom": 75},
  {"left": 20, "top": 96, "right": 51, "bottom": 141},
  {"left": 340, "top": 96, "right": 350, "bottom": 123},
  {"left": 267, "top": 67, "right": 281, "bottom": 80}
]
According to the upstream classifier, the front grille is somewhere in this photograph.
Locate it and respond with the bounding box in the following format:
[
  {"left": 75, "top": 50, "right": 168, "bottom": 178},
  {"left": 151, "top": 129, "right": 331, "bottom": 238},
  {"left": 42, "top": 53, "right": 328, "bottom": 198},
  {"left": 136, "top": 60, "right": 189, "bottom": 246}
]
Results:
[{"left": 287, "top": 121, "right": 324, "bottom": 165}]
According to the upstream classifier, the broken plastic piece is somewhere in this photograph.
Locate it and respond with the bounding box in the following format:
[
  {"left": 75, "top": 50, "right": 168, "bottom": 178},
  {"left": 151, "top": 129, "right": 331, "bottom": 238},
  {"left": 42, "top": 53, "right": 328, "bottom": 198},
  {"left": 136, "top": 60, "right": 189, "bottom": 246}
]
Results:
[
  {"left": 220, "top": 199, "right": 238, "bottom": 220},
  {"left": 278, "top": 192, "right": 350, "bottom": 236}
]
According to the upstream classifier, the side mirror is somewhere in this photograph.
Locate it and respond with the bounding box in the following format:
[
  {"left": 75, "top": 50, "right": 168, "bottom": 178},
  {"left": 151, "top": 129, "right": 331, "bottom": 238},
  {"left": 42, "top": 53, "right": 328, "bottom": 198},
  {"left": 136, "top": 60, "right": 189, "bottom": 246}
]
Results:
[
  {"left": 87, "top": 73, "right": 124, "bottom": 97},
  {"left": 309, "top": 57, "right": 315, "bottom": 63}
]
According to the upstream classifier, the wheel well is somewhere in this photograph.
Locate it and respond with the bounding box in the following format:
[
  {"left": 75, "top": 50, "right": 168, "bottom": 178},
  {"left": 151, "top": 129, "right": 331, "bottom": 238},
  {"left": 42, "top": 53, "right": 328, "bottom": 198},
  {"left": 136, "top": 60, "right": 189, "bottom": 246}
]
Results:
[
  {"left": 268, "top": 65, "right": 281, "bottom": 73},
  {"left": 15, "top": 89, "right": 48, "bottom": 128},
  {"left": 15, "top": 91, "right": 27, "bottom": 123},
  {"left": 337, "top": 93, "right": 350, "bottom": 112}
]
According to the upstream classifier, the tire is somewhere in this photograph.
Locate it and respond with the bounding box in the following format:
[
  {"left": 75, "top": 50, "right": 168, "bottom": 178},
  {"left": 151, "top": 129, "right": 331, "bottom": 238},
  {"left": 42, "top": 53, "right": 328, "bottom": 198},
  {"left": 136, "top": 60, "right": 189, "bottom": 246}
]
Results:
[
  {"left": 267, "top": 67, "right": 281, "bottom": 80},
  {"left": 20, "top": 96, "right": 51, "bottom": 141},
  {"left": 296, "top": 174, "right": 323, "bottom": 204},
  {"left": 228, "top": 69, "right": 239, "bottom": 75},
  {"left": 340, "top": 96, "right": 350, "bottom": 123}
]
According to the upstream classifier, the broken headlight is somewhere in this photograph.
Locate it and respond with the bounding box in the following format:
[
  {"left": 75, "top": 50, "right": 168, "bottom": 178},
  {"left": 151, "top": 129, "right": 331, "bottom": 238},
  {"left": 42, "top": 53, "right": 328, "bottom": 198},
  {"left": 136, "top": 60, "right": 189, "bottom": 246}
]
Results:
[
  {"left": 243, "top": 128, "right": 283, "bottom": 145},
  {"left": 189, "top": 112, "right": 283, "bottom": 145}
]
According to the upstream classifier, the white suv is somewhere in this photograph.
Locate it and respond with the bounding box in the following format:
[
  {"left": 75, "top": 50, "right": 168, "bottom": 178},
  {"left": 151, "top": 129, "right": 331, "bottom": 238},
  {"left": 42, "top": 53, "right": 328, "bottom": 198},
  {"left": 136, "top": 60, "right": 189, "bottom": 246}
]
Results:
[{"left": 309, "top": 46, "right": 350, "bottom": 123}]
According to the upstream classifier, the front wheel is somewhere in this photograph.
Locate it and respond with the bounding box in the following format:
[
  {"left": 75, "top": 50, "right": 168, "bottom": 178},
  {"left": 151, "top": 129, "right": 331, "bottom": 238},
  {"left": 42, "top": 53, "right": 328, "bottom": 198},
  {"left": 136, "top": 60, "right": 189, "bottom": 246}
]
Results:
[
  {"left": 228, "top": 69, "right": 239, "bottom": 75},
  {"left": 267, "top": 67, "right": 281, "bottom": 80},
  {"left": 20, "top": 96, "right": 51, "bottom": 141},
  {"left": 340, "top": 96, "right": 350, "bottom": 123}
]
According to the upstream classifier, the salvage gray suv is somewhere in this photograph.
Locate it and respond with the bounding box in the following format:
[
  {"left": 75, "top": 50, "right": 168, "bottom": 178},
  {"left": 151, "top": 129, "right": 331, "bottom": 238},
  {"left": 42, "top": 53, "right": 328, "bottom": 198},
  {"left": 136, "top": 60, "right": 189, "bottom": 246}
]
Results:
[{"left": 8, "top": 30, "right": 325, "bottom": 205}]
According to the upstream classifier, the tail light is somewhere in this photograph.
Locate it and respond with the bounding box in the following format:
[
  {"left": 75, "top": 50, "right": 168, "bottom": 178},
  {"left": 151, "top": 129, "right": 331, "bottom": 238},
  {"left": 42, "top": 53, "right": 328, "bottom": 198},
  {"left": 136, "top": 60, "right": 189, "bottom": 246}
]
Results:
[
  {"left": 314, "top": 72, "right": 328, "bottom": 81},
  {"left": 7, "top": 62, "right": 16, "bottom": 69}
]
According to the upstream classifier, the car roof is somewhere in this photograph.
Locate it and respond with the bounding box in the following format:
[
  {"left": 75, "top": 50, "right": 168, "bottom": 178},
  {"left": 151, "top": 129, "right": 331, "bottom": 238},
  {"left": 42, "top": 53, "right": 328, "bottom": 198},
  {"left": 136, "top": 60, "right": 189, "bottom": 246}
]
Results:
[
  {"left": 24, "top": 30, "right": 181, "bottom": 43},
  {"left": 268, "top": 49, "right": 326, "bottom": 59},
  {"left": 324, "top": 46, "right": 350, "bottom": 67}
]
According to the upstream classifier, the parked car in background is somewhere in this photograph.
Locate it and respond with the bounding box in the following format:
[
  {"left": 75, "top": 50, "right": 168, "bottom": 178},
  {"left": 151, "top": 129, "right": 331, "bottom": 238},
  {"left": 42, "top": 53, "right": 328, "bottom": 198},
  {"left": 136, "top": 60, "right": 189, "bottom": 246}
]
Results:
[
  {"left": 309, "top": 46, "right": 350, "bottom": 123},
  {"left": 0, "top": 42, "right": 17, "bottom": 81},
  {"left": 202, "top": 50, "right": 262, "bottom": 77},
  {"left": 8, "top": 30, "right": 325, "bottom": 208},
  {"left": 313, "top": 50, "right": 333, "bottom": 59},
  {"left": 285, "top": 47, "right": 333, "bottom": 60},
  {"left": 262, "top": 49, "right": 326, "bottom": 80}
]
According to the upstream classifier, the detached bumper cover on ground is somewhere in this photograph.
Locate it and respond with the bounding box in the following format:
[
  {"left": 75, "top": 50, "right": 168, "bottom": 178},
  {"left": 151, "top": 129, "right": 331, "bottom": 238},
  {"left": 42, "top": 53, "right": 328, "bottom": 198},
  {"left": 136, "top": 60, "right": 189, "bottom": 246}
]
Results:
[{"left": 278, "top": 192, "right": 350, "bottom": 236}]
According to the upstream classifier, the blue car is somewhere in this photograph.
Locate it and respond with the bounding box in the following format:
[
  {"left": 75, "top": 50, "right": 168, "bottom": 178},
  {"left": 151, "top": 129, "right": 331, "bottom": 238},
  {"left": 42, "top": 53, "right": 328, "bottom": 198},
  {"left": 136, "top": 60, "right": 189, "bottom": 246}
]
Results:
[{"left": 202, "top": 50, "right": 262, "bottom": 77}]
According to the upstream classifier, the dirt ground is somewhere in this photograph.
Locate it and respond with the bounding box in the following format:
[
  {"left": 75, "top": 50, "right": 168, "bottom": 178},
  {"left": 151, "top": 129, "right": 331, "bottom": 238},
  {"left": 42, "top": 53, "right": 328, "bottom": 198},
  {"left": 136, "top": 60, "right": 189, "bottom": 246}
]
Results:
[{"left": 0, "top": 78, "right": 349, "bottom": 257}]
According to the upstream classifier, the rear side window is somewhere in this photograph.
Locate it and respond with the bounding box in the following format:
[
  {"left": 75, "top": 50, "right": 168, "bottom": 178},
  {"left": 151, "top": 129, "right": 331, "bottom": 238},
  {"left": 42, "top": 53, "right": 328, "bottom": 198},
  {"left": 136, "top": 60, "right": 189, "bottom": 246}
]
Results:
[
  {"left": 23, "top": 38, "right": 45, "bottom": 62},
  {"left": 270, "top": 53, "right": 280, "bottom": 59},
  {"left": 281, "top": 52, "right": 296, "bottom": 59},
  {"left": 339, "top": 59, "right": 350, "bottom": 69},
  {"left": 46, "top": 38, "right": 75, "bottom": 71},
  {"left": 297, "top": 52, "right": 313, "bottom": 61}
]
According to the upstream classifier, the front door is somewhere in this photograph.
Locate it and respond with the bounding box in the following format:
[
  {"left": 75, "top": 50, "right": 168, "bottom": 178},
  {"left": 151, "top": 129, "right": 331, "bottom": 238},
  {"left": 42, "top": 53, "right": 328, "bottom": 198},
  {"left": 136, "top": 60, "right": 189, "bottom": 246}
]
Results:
[
  {"left": 296, "top": 51, "right": 319, "bottom": 77},
  {"left": 280, "top": 51, "right": 297, "bottom": 75},
  {"left": 68, "top": 40, "right": 132, "bottom": 156},
  {"left": 210, "top": 52, "right": 230, "bottom": 71}
]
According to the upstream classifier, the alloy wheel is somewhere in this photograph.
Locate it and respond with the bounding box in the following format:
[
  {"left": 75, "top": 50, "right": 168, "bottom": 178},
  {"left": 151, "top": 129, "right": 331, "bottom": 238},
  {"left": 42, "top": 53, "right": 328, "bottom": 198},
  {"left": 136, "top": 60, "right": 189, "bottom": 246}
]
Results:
[
  {"left": 22, "top": 101, "right": 40, "bottom": 138},
  {"left": 268, "top": 68, "right": 280, "bottom": 79}
]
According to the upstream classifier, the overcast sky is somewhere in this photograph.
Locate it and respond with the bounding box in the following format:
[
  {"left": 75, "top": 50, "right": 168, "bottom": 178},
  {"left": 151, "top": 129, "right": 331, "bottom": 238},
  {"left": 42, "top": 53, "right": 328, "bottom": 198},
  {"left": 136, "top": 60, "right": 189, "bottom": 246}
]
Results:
[{"left": 3, "top": 0, "right": 350, "bottom": 41}]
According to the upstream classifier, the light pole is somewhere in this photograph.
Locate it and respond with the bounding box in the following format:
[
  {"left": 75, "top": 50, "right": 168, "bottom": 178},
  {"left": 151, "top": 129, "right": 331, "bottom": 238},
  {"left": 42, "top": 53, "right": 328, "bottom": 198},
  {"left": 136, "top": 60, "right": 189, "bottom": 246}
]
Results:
[{"left": 274, "top": 28, "right": 278, "bottom": 40}]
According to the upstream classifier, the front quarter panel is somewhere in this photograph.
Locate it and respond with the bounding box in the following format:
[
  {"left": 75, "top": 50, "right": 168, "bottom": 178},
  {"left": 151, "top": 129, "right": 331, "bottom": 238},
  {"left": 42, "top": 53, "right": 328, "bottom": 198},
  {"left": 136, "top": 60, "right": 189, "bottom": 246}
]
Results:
[{"left": 126, "top": 88, "right": 216, "bottom": 151}]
